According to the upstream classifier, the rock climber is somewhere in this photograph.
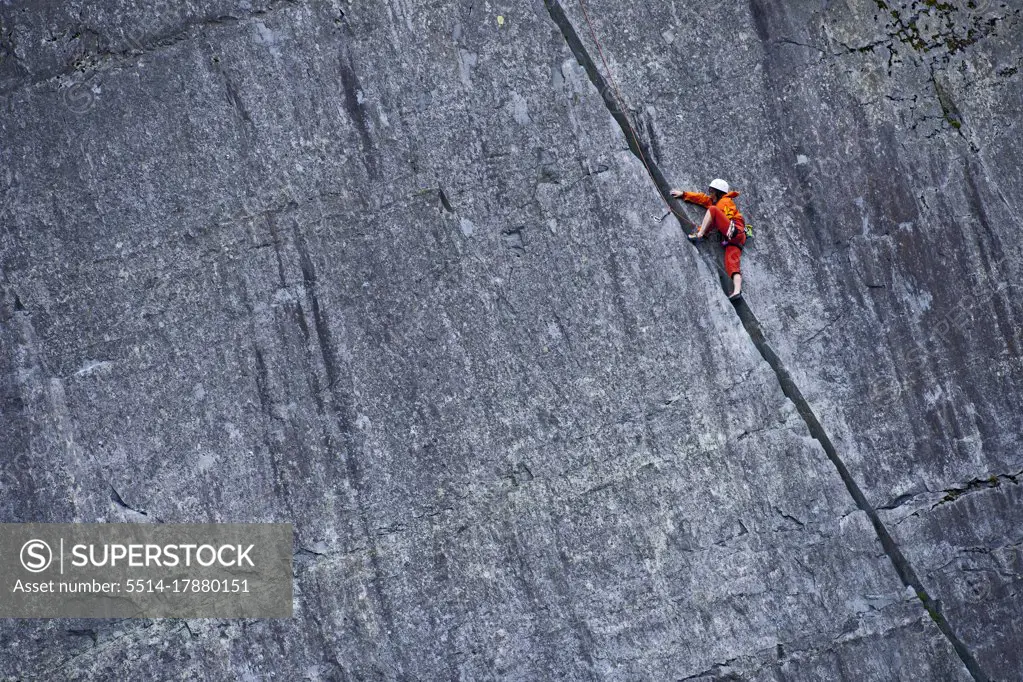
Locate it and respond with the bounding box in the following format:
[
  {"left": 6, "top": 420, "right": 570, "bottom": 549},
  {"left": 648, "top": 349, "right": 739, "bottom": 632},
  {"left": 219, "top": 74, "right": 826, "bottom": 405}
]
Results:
[{"left": 671, "top": 179, "right": 746, "bottom": 300}]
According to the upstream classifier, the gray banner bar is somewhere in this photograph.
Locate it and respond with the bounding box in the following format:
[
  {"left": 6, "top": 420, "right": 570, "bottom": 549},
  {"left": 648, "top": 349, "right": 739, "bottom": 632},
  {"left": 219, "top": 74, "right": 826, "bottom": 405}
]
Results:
[{"left": 1, "top": 524, "right": 292, "bottom": 618}]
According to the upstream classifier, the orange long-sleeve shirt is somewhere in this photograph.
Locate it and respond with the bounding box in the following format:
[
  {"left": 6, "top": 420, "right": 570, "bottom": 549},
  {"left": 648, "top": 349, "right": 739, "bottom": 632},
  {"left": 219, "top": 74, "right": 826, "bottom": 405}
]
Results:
[{"left": 681, "top": 190, "right": 745, "bottom": 231}]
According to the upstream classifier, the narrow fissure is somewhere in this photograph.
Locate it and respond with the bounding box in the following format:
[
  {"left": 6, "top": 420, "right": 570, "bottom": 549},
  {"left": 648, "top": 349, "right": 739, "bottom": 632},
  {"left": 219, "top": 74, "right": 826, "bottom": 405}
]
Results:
[{"left": 542, "top": 1, "right": 989, "bottom": 679}]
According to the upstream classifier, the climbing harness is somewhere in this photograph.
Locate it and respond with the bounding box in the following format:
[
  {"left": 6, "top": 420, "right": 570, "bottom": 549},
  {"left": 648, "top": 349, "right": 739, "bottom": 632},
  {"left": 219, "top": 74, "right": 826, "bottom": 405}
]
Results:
[{"left": 725, "top": 219, "right": 754, "bottom": 247}]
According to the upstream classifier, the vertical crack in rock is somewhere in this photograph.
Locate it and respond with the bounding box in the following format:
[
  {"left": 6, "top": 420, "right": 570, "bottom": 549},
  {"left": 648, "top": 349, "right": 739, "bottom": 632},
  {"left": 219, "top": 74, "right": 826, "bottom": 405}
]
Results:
[
  {"left": 337, "top": 45, "right": 379, "bottom": 180},
  {"left": 437, "top": 187, "right": 455, "bottom": 213},
  {"left": 541, "top": 0, "right": 693, "bottom": 229},
  {"left": 542, "top": 2, "right": 991, "bottom": 680},
  {"left": 291, "top": 223, "right": 406, "bottom": 676},
  {"left": 729, "top": 306, "right": 989, "bottom": 682}
]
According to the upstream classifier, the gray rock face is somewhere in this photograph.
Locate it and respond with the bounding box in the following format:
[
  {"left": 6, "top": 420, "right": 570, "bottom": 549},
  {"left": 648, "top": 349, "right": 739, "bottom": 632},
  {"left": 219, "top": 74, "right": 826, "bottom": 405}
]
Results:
[{"left": 0, "top": 0, "right": 1019, "bottom": 679}]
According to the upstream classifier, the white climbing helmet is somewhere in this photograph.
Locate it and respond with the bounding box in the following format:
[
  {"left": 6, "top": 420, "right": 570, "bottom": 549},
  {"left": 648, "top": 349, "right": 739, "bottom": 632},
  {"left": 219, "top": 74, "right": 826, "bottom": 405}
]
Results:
[{"left": 709, "top": 178, "right": 730, "bottom": 193}]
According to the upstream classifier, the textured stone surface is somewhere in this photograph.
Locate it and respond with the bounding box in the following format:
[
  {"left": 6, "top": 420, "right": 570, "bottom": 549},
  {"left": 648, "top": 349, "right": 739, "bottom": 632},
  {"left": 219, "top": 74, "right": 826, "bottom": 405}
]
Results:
[
  {"left": 549, "top": 1, "right": 1023, "bottom": 678},
  {"left": 0, "top": 0, "right": 1019, "bottom": 679}
]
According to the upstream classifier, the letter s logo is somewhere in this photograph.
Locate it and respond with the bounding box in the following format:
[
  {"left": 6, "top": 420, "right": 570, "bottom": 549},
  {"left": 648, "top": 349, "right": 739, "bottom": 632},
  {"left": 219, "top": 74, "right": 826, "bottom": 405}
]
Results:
[{"left": 20, "top": 539, "right": 53, "bottom": 573}]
